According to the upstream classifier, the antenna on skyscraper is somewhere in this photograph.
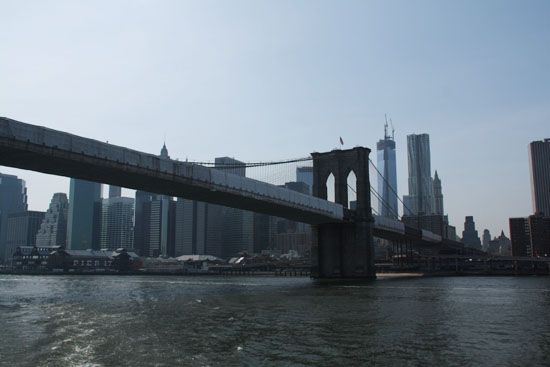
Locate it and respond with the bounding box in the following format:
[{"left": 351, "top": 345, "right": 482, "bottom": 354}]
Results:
[
  {"left": 390, "top": 119, "right": 395, "bottom": 140},
  {"left": 384, "top": 114, "right": 389, "bottom": 140}
]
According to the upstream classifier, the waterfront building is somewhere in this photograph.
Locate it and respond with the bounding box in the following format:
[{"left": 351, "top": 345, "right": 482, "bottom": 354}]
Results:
[
  {"left": 47, "top": 247, "right": 140, "bottom": 272},
  {"left": 12, "top": 245, "right": 61, "bottom": 271},
  {"left": 296, "top": 166, "right": 313, "bottom": 195},
  {"left": 404, "top": 134, "right": 434, "bottom": 215},
  {"left": 36, "top": 193, "right": 69, "bottom": 247},
  {"left": 376, "top": 122, "right": 398, "bottom": 218},
  {"left": 0, "top": 173, "right": 28, "bottom": 263},
  {"left": 108, "top": 185, "right": 122, "bottom": 198},
  {"left": 462, "top": 216, "right": 481, "bottom": 249},
  {"left": 99, "top": 196, "right": 134, "bottom": 250},
  {"left": 4, "top": 211, "right": 44, "bottom": 261},
  {"left": 433, "top": 171, "right": 444, "bottom": 216},
  {"left": 529, "top": 139, "right": 550, "bottom": 216},
  {"left": 67, "top": 179, "right": 102, "bottom": 250},
  {"left": 510, "top": 214, "right": 550, "bottom": 257}
]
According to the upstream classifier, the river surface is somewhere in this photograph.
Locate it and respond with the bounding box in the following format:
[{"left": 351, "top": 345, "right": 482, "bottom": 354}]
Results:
[{"left": 1, "top": 274, "right": 549, "bottom": 366}]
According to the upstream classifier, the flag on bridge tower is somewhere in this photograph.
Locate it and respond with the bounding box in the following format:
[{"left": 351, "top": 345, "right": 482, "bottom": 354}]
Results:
[{"left": 339, "top": 136, "right": 344, "bottom": 146}]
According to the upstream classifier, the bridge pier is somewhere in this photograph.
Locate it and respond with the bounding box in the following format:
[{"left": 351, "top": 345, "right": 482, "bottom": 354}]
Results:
[{"left": 311, "top": 148, "right": 375, "bottom": 279}]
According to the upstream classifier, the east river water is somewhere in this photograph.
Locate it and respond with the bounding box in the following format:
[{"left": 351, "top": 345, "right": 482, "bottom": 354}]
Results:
[{"left": 1, "top": 274, "right": 549, "bottom": 366}]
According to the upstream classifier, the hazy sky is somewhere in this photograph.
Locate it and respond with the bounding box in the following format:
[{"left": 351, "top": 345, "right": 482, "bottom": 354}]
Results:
[{"left": 1, "top": 0, "right": 549, "bottom": 237}]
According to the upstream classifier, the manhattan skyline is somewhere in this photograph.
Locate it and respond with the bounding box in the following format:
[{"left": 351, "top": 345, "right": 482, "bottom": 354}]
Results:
[{"left": 1, "top": 1, "right": 549, "bottom": 237}]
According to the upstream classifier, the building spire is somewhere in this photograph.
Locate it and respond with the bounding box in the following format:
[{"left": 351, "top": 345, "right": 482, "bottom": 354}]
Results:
[{"left": 160, "top": 141, "right": 169, "bottom": 159}]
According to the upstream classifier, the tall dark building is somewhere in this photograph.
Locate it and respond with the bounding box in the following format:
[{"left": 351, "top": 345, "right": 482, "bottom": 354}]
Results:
[
  {"left": 510, "top": 217, "right": 532, "bottom": 257},
  {"left": 404, "top": 134, "right": 434, "bottom": 215},
  {"left": 134, "top": 191, "right": 154, "bottom": 256},
  {"left": 4, "top": 211, "right": 45, "bottom": 261},
  {"left": 510, "top": 214, "right": 550, "bottom": 257},
  {"left": 0, "top": 173, "right": 28, "bottom": 262},
  {"left": 376, "top": 120, "right": 398, "bottom": 218},
  {"left": 133, "top": 144, "right": 178, "bottom": 257},
  {"left": 528, "top": 214, "right": 550, "bottom": 257},
  {"left": 529, "top": 139, "right": 550, "bottom": 216},
  {"left": 206, "top": 157, "right": 253, "bottom": 259},
  {"left": 462, "top": 216, "right": 481, "bottom": 249},
  {"left": 175, "top": 198, "right": 207, "bottom": 256},
  {"left": 67, "top": 179, "right": 102, "bottom": 250},
  {"left": 270, "top": 181, "right": 313, "bottom": 256},
  {"left": 433, "top": 171, "right": 444, "bottom": 216},
  {"left": 482, "top": 229, "right": 491, "bottom": 250},
  {"left": 143, "top": 196, "right": 176, "bottom": 257}
]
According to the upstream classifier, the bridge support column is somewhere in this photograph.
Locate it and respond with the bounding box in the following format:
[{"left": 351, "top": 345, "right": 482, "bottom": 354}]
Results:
[{"left": 310, "top": 147, "right": 375, "bottom": 279}]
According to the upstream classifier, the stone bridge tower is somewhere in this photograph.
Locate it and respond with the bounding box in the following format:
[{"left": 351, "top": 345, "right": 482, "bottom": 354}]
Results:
[{"left": 311, "top": 147, "right": 375, "bottom": 279}]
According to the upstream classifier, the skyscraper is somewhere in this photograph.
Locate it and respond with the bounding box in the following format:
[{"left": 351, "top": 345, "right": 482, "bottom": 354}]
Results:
[
  {"left": 4, "top": 211, "right": 44, "bottom": 261},
  {"left": 134, "top": 190, "right": 154, "bottom": 256},
  {"left": 99, "top": 196, "right": 134, "bottom": 250},
  {"left": 146, "top": 195, "right": 176, "bottom": 257},
  {"left": 0, "top": 173, "right": 28, "bottom": 263},
  {"left": 509, "top": 214, "right": 550, "bottom": 257},
  {"left": 433, "top": 171, "right": 444, "bottom": 216},
  {"left": 376, "top": 121, "right": 398, "bottom": 218},
  {"left": 404, "top": 134, "right": 434, "bottom": 215},
  {"left": 206, "top": 157, "right": 253, "bottom": 258},
  {"left": 271, "top": 181, "right": 313, "bottom": 256},
  {"left": 67, "top": 178, "right": 102, "bottom": 250},
  {"left": 509, "top": 217, "right": 532, "bottom": 257},
  {"left": 175, "top": 198, "right": 207, "bottom": 256},
  {"left": 296, "top": 166, "right": 313, "bottom": 195},
  {"left": 482, "top": 229, "right": 491, "bottom": 250},
  {"left": 462, "top": 216, "right": 481, "bottom": 249},
  {"left": 108, "top": 185, "right": 122, "bottom": 198},
  {"left": 35, "top": 193, "right": 69, "bottom": 247},
  {"left": 133, "top": 144, "right": 177, "bottom": 257},
  {"left": 529, "top": 139, "right": 550, "bottom": 216}
]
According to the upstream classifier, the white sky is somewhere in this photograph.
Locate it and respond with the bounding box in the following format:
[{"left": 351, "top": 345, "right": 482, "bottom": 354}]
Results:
[{"left": 1, "top": 0, "right": 549, "bottom": 237}]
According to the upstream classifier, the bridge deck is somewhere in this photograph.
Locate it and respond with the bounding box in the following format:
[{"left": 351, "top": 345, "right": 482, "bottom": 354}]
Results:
[{"left": 0, "top": 117, "right": 343, "bottom": 224}]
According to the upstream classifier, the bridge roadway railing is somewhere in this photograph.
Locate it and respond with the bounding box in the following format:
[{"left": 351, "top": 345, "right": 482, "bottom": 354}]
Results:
[
  {"left": 374, "top": 215, "right": 443, "bottom": 244},
  {"left": 0, "top": 117, "right": 343, "bottom": 222}
]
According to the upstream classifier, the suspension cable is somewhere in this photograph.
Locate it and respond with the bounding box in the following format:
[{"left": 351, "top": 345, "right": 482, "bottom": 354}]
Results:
[
  {"left": 187, "top": 156, "right": 312, "bottom": 168},
  {"left": 347, "top": 183, "right": 399, "bottom": 219},
  {"left": 368, "top": 158, "right": 413, "bottom": 216},
  {"left": 370, "top": 186, "right": 401, "bottom": 219}
]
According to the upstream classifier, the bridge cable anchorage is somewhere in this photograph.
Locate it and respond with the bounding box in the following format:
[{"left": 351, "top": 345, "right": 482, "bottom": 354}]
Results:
[{"left": 368, "top": 158, "right": 413, "bottom": 216}]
